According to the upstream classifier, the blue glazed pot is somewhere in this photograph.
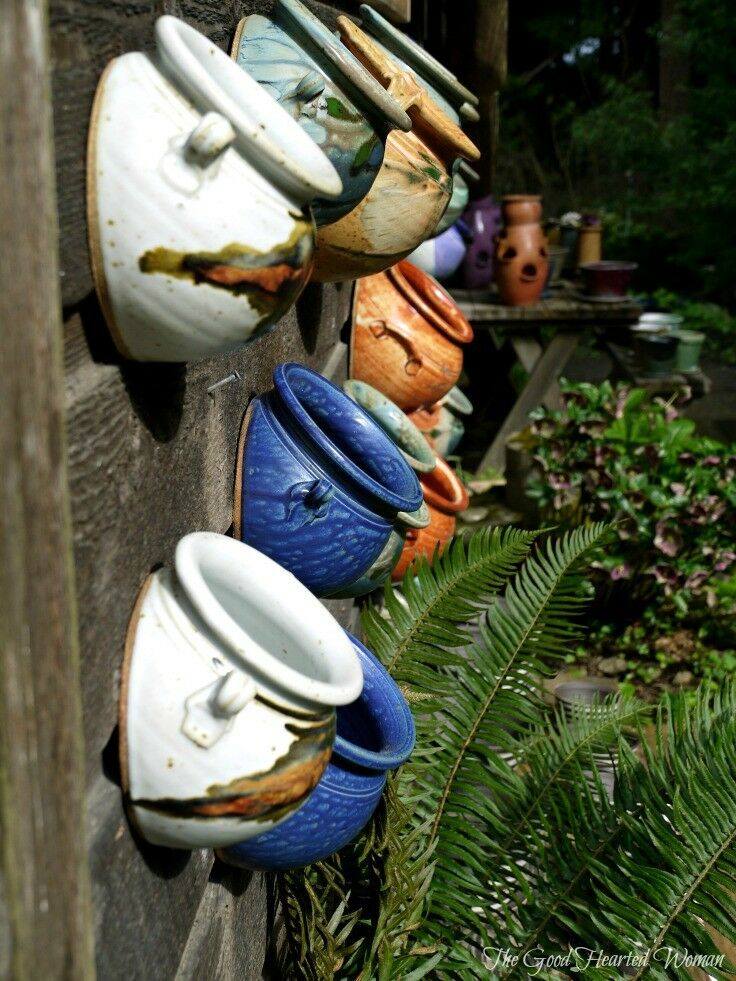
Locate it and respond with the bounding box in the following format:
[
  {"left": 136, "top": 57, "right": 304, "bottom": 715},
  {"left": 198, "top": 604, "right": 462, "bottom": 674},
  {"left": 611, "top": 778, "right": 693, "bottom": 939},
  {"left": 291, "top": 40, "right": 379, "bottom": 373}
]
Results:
[
  {"left": 343, "top": 379, "right": 436, "bottom": 473},
  {"left": 233, "top": 0, "right": 411, "bottom": 226},
  {"left": 234, "top": 363, "right": 423, "bottom": 597},
  {"left": 220, "top": 633, "right": 415, "bottom": 870}
]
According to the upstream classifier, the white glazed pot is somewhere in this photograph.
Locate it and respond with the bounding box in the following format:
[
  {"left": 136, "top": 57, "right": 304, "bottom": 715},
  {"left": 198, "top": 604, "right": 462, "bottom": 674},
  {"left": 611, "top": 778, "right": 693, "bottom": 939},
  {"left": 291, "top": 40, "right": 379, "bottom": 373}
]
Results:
[
  {"left": 87, "top": 16, "right": 342, "bottom": 362},
  {"left": 120, "top": 532, "right": 363, "bottom": 849}
]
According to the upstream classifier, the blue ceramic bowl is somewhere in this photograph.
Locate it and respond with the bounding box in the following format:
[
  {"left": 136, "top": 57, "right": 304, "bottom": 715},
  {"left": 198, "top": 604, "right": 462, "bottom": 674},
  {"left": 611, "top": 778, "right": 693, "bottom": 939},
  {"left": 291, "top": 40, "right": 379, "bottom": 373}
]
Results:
[
  {"left": 235, "top": 363, "right": 422, "bottom": 597},
  {"left": 233, "top": 0, "right": 410, "bottom": 226},
  {"left": 220, "top": 633, "right": 415, "bottom": 870}
]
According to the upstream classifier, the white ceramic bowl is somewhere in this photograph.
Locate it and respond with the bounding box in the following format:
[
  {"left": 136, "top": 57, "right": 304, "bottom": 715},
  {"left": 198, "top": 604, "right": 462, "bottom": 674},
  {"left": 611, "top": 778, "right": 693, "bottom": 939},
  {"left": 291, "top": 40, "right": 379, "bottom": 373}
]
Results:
[{"left": 120, "top": 532, "right": 363, "bottom": 849}]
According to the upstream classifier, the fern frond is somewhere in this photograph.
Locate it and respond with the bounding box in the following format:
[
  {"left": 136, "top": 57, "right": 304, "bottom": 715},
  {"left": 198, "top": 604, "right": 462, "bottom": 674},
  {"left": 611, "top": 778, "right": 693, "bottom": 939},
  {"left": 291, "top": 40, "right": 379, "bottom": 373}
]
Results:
[{"left": 362, "top": 526, "right": 538, "bottom": 686}]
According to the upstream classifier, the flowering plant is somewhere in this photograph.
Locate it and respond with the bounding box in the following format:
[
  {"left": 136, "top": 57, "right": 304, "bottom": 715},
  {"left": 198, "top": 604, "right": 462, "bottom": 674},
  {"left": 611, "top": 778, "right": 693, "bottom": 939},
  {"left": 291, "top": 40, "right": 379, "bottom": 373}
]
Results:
[{"left": 525, "top": 380, "right": 736, "bottom": 682}]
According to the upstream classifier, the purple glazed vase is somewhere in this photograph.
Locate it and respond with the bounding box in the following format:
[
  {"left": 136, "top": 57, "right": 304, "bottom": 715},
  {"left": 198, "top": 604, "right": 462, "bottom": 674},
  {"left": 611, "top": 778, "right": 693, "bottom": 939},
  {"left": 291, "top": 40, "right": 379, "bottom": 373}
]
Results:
[{"left": 461, "top": 195, "right": 502, "bottom": 289}]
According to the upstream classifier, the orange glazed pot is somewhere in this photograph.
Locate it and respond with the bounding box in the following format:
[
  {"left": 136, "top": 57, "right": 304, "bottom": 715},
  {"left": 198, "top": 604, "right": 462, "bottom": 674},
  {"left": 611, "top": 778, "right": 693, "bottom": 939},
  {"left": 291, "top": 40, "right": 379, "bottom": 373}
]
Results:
[
  {"left": 351, "top": 260, "right": 474, "bottom": 413},
  {"left": 391, "top": 456, "right": 469, "bottom": 580},
  {"left": 493, "top": 194, "right": 549, "bottom": 307},
  {"left": 312, "top": 18, "right": 479, "bottom": 282}
]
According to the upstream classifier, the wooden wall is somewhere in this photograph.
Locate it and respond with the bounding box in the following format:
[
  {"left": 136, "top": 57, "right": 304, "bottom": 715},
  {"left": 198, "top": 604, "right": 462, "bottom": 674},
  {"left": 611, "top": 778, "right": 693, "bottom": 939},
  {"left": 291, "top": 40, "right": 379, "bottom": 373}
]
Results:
[{"left": 51, "top": 1, "right": 358, "bottom": 976}]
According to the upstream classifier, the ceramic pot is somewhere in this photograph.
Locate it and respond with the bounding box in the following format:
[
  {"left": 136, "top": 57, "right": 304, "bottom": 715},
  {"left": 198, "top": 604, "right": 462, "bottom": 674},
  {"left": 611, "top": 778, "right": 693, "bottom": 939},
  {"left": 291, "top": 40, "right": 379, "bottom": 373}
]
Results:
[
  {"left": 392, "top": 456, "right": 469, "bottom": 580},
  {"left": 636, "top": 312, "right": 683, "bottom": 333},
  {"left": 120, "top": 533, "right": 363, "bottom": 850},
  {"left": 545, "top": 245, "right": 569, "bottom": 285},
  {"left": 87, "top": 16, "right": 342, "bottom": 362},
  {"left": 343, "top": 379, "right": 436, "bottom": 472},
  {"left": 580, "top": 261, "right": 637, "bottom": 299},
  {"left": 406, "top": 222, "right": 467, "bottom": 281},
  {"left": 638, "top": 333, "right": 678, "bottom": 377},
  {"left": 493, "top": 195, "right": 549, "bottom": 306},
  {"left": 409, "top": 385, "right": 473, "bottom": 457},
  {"left": 436, "top": 173, "right": 470, "bottom": 235},
  {"left": 359, "top": 3, "right": 479, "bottom": 125},
  {"left": 232, "top": 0, "right": 410, "bottom": 227},
  {"left": 351, "top": 260, "right": 474, "bottom": 412},
  {"left": 577, "top": 224, "right": 602, "bottom": 266},
  {"left": 674, "top": 330, "right": 705, "bottom": 372},
  {"left": 219, "top": 633, "right": 414, "bottom": 870},
  {"left": 234, "top": 363, "right": 423, "bottom": 597},
  {"left": 312, "top": 19, "right": 480, "bottom": 282},
  {"left": 461, "top": 195, "right": 502, "bottom": 289}
]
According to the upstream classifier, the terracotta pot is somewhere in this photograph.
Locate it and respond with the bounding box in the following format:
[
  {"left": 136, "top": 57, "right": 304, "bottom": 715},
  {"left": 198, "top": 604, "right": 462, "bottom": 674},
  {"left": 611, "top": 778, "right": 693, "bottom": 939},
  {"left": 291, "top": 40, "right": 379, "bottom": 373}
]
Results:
[
  {"left": 312, "top": 18, "right": 479, "bottom": 282},
  {"left": 493, "top": 195, "right": 549, "bottom": 306},
  {"left": 577, "top": 224, "right": 602, "bottom": 266},
  {"left": 392, "top": 456, "right": 469, "bottom": 580},
  {"left": 351, "top": 260, "right": 474, "bottom": 412},
  {"left": 408, "top": 386, "right": 472, "bottom": 457}
]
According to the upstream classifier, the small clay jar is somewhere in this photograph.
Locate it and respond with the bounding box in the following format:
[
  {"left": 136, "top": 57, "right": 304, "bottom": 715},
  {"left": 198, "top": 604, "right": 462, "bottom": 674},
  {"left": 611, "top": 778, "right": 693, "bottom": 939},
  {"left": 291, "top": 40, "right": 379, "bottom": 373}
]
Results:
[
  {"left": 392, "top": 456, "right": 469, "bottom": 580},
  {"left": 493, "top": 195, "right": 549, "bottom": 307},
  {"left": 312, "top": 18, "right": 479, "bottom": 282},
  {"left": 351, "top": 260, "right": 474, "bottom": 412},
  {"left": 577, "top": 223, "right": 602, "bottom": 266}
]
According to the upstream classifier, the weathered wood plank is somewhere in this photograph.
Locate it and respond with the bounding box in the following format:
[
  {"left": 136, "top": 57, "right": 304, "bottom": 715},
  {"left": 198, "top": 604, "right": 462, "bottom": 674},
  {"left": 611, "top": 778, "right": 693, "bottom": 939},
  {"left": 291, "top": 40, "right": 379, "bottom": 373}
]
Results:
[
  {"left": 510, "top": 336, "right": 562, "bottom": 411},
  {"left": 0, "top": 0, "right": 95, "bottom": 975},
  {"left": 477, "top": 332, "right": 580, "bottom": 473},
  {"left": 452, "top": 288, "right": 642, "bottom": 326}
]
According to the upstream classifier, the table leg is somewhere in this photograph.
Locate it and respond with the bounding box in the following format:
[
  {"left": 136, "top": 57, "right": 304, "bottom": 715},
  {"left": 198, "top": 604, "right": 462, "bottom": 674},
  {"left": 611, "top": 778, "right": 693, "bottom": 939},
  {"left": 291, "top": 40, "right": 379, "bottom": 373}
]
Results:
[
  {"left": 477, "top": 332, "right": 580, "bottom": 474},
  {"left": 510, "top": 336, "right": 563, "bottom": 410}
]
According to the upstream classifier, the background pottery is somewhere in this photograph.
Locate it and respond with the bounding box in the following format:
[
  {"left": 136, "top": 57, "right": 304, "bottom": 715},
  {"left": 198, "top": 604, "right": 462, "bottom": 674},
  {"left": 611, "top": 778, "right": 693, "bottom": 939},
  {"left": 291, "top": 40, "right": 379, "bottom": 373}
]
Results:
[
  {"left": 235, "top": 363, "right": 422, "bottom": 597},
  {"left": 87, "top": 15, "right": 341, "bottom": 362},
  {"left": 436, "top": 173, "right": 470, "bottom": 234},
  {"left": 545, "top": 245, "right": 569, "bottom": 285},
  {"left": 120, "top": 533, "right": 363, "bottom": 850},
  {"left": 311, "top": 18, "right": 479, "bottom": 283},
  {"left": 637, "top": 312, "right": 683, "bottom": 332},
  {"left": 461, "top": 195, "right": 502, "bottom": 289},
  {"left": 406, "top": 222, "right": 467, "bottom": 281},
  {"left": 638, "top": 333, "right": 678, "bottom": 377},
  {"left": 409, "top": 385, "right": 473, "bottom": 457},
  {"left": 351, "top": 260, "right": 473, "bottom": 412},
  {"left": 219, "top": 633, "right": 415, "bottom": 870},
  {"left": 580, "top": 261, "right": 637, "bottom": 299},
  {"left": 233, "top": 0, "right": 410, "bottom": 226},
  {"left": 674, "top": 329, "right": 705, "bottom": 371},
  {"left": 343, "top": 379, "right": 437, "bottom": 472},
  {"left": 359, "top": 3, "right": 479, "bottom": 124},
  {"left": 493, "top": 194, "right": 549, "bottom": 306},
  {"left": 576, "top": 223, "right": 603, "bottom": 265},
  {"left": 391, "top": 455, "right": 469, "bottom": 580}
]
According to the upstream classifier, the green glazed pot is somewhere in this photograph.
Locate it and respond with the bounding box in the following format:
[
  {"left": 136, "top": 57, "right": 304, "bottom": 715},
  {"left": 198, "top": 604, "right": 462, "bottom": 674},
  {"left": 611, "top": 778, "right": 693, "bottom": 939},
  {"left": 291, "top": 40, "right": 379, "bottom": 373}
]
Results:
[{"left": 674, "top": 329, "right": 705, "bottom": 372}]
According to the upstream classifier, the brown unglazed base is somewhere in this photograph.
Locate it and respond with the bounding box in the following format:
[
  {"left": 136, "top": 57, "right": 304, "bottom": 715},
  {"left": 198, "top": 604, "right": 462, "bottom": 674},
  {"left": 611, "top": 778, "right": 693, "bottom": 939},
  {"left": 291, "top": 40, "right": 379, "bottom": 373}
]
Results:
[{"left": 232, "top": 400, "right": 256, "bottom": 542}]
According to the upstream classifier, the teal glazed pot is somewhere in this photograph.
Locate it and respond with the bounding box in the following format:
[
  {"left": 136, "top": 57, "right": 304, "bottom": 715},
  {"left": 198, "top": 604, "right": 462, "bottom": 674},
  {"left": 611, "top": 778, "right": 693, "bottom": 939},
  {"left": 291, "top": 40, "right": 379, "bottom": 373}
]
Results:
[
  {"left": 219, "top": 632, "right": 415, "bottom": 871},
  {"left": 343, "top": 379, "right": 437, "bottom": 473},
  {"left": 233, "top": 0, "right": 411, "bottom": 226},
  {"left": 234, "top": 363, "right": 424, "bottom": 597},
  {"left": 674, "top": 329, "right": 705, "bottom": 372},
  {"left": 359, "top": 3, "right": 480, "bottom": 125}
]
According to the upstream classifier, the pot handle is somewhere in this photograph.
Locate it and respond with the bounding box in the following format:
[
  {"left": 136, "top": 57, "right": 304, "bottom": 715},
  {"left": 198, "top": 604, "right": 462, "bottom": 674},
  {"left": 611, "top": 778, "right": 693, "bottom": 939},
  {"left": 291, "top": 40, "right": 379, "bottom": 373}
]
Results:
[
  {"left": 184, "top": 112, "right": 237, "bottom": 168},
  {"left": 368, "top": 319, "right": 423, "bottom": 376},
  {"left": 287, "top": 477, "right": 334, "bottom": 527},
  {"left": 182, "top": 669, "right": 257, "bottom": 749}
]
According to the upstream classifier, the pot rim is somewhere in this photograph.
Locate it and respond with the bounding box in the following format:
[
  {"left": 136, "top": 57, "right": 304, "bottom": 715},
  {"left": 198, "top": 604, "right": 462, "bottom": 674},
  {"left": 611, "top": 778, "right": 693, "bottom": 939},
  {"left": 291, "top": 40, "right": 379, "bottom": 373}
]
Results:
[
  {"left": 580, "top": 261, "right": 638, "bottom": 273},
  {"left": 390, "top": 261, "right": 474, "bottom": 344},
  {"left": 359, "top": 3, "right": 478, "bottom": 109},
  {"left": 336, "top": 17, "right": 479, "bottom": 164},
  {"left": 274, "top": 363, "right": 423, "bottom": 514},
  {"left": 343, "top": 379, "right": 437, "bottom": 473},
  {"left": 502, "top": 194, "right": 542, "bottom": 203},
  {"left": 440, "top": 385, "right": 473, "bottom": 415},
  {"left": 420, "top": 455, "right": 469, "bottom": 513},
  {"left": 251, "top": 0, "right": 411, "bottom": 135},
  {"left": 334, "top": 633, "right": 415, "bottom": 770},
  {"left": 174, "top": 533, "right": 363, "bottom": 705},
  {"left": 155, "top": 15, "right": 342, "bottom": 203}
]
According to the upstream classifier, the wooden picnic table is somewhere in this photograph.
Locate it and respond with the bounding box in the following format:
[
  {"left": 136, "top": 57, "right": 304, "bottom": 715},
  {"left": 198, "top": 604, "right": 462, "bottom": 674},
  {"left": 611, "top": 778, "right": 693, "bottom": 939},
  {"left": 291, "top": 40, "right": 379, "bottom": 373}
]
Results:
[{"left": 450, "top": 285, "right": 642, "bottom": 473}]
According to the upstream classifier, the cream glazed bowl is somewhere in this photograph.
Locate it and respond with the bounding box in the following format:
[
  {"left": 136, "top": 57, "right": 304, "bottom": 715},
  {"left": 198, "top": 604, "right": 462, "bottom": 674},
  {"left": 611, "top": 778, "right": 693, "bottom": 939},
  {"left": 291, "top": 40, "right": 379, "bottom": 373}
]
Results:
[
  {"left": 87, "top": 15, "right": 342, "bottom": 362},
  {"left": 120, "top": 532, "right": 363, "bottom": 850}
]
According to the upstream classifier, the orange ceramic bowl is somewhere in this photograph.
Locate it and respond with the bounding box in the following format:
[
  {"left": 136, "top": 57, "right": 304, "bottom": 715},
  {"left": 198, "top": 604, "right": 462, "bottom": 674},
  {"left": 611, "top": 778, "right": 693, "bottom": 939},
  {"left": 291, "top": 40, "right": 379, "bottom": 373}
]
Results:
[
  {"left": 391, "top": 455, "right": 469, "bottom": 580},
  {"left": 350, "top": 260, "right": 473, "bottom": 413}
]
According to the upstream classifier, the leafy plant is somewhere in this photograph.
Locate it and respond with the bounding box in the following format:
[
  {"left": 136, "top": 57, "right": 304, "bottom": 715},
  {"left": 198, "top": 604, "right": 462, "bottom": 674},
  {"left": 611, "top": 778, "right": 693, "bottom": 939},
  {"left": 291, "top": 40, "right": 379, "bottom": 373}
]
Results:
[
  {"left": 525, "top": 379, "right": 736, "bottom": 686},
  {"left": 271, "top": 523, "right": 736, "bottom": 978}
]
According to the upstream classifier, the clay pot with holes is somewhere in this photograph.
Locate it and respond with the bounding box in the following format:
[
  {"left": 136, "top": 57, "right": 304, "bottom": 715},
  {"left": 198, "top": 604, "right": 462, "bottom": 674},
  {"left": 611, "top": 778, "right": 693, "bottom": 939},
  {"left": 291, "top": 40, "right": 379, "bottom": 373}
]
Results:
[
  {"left": 350, "top": 260, "right": 474, "bottom": 413},
  {"left": 493, "top": 195, "right": 549, "bottom": 307},
  {"left": 392, "top": 455, "right": 469, "bottom": 579}
]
